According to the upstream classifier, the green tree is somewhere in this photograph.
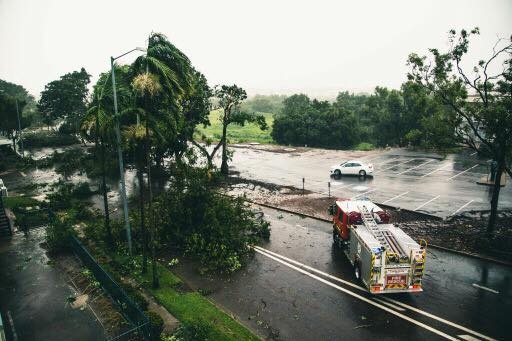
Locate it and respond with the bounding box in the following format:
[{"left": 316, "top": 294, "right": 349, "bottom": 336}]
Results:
[
  {"left": 408, "top": 28, "right": 512, "bottom": 231},
  {"left": 0, "top": 92, "right": 28, "bottom": 152},
  {"left": 38, "top": 68, "right": 91, "bottom": 132}
]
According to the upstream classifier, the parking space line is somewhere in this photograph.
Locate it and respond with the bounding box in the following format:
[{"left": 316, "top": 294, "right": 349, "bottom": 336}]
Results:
[
  {"left": 450, "top": 200, "right": 474, "bottom": 216},
  {"left": 397, "top": 159, "right": 435, "bottom": 175},
  {"left": 414, "top": 195, "right": 440, "bottom": 211},
  {"left": 374, "top": 157, "right": 400, "bottom": 165},
  {"left": 351, "top": 188, "right": 377, "bottom": 199},
  {"left": 448, "top": 165, "right": 478, "bottom": 180},
  {"left": 421, "top": 163, "right": 452, "bottom": 178},
  {"left": 373, "top": 298, "right": 406, "bottom": 312},
  {"left": 382, "top": 191, "right": 409, "bottom": 204},
  {"left": 376, "top": 158, "right": 417, "bottom": 173}
]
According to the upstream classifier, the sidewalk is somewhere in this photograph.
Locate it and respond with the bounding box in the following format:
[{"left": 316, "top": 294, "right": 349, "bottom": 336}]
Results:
[{"left": 0, "top": 229, "right": 105, "bottom": 340}]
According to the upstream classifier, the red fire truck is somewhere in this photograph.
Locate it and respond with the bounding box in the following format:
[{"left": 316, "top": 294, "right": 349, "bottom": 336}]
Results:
[{"left": 329, "top": 198, "right": 427, "bottom": 294}]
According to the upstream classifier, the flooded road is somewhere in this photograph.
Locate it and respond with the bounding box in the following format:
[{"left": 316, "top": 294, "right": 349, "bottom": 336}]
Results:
[
  {"left": 227, "top": 146, "right": 512, "bottom": 218},
  {"left": 174, "top": 206, "right": 511, "bottom": 340}
]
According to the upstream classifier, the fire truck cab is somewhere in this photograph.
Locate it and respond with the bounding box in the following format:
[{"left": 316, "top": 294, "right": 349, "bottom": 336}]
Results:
[{"left": 329, "top": 198, "right": 427, "bottom": 294}]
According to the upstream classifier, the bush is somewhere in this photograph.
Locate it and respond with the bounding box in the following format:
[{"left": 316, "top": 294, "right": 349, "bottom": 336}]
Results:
[
  {"left": 45, "top": 214, "right": 74, "bottom": 252},
  {"left": 147, "top": 311, "right": 164, "bottom": 340},
  {"left": 168, "top": 320, "right": 212, "bottom": 341},
  {"left": 121, "top": 283, "right": 149, "bottom": 311},
  {"left": 354, "top": 142, "right": 375, "bottom": 151},
  {"left": 21, "top": 131, "right": 79, "bottom": 148}
]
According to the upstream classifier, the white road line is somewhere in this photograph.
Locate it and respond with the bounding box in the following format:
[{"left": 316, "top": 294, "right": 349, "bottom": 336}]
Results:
[
  {"left": 472, "top": 283, "right": 499, "bottom": 294},
  {"left": 414, "top": 195, "right": 440, "bottom": 211},
  {"left": 448, "top": 165, "right": 479, "bottom": 180},
  {"left": 458, "top": 334, "right": 483, "bottom": 341},
  {"left": 373, "top": 297, "right": 406, "bottom": 312},
  {"left": 450, "top": 200, "right": 474, "bottom": 216},
  {"left": 351, "top": 188, "right": 377, "bottom": 199},
  {"left": 382, "top": 297, "right": 497, "bottom": 341},
  {"left": 421, "top": 163, "right": 452, "bottom": 178},
  {"left": 376, "top": 158, "right": 417, "bottom": 173},
  {"left": 254, "top": 248, "right": 459, "bottom": 341},
  {"left": 255, "top": 246, "right": 497, "bottom": 341},
  {"left": 382, "top": 191, "right": 409, "bottom": 204},
  {"left": 397, "top": 159, "right": 435, "bottom": 175},
  {"left": 470, "top": 152, "right": 478, "bottom": 156},
  {"left": 374, "top": 157, "right": 401, "bottom": 165}
]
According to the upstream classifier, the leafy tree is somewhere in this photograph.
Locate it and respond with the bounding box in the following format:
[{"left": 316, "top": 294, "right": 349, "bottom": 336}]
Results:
[
  {"left": 408, "top": 28, "right": 512, "bottom": 231},
  {"left": 198, "top": 85, "right": 267, "bottom": 175},
  {"left": 38, "top": 68, "right": 91, "bottom": 132},
  {"left": 0, "top": 92, "right": 28, "bottom": 152},
  {"left": 0, "top": 79, "right": 39, "bottom": 127}
]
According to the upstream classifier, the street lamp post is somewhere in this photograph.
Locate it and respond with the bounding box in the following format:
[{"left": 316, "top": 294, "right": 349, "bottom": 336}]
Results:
[
  {"left": 15, "top": 99, "right": 24, "bottom": 158},
  {"left": 111, "top": 47, "right": 146, "bottom": 255}
]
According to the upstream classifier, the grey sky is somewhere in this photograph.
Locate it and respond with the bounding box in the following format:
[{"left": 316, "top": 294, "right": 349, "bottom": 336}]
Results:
[{"left": 1, "top": 0, "right": 511, "bottom": 98}]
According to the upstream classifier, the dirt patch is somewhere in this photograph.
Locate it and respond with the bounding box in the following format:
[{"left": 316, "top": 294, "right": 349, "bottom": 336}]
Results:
[{"left": 224, "top": 176, "right": 512, "bottom": 262}]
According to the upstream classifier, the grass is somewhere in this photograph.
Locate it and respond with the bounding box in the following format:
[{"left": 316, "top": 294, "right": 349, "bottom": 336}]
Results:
[
  {"left": 144, "top": 263, "right": 259, "bottom": 341},
  {"left": 354, "top": 142, "right": 375, "bottom": 151},
  {"left": 3, "top": 196, "right": 40, "bottom": 209},
  {"left": 195, "top": 110, "right": 274, "bottom": 144}
]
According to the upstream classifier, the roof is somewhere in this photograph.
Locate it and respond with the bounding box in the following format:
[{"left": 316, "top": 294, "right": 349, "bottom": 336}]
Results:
[{"left": 335, "top": 199, "right": 383, "bottom": 214}]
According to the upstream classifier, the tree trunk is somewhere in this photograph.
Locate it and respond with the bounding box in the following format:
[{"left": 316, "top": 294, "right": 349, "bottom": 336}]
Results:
[
  {"left": 138, "top": 168, "right": 147, "bottom": 274},
  {"left": 220, "top": 119, "right": 229, "bottom": 175},
  {"left": 101, "top": 143, "right": 113, "bottom": 247},
  {"left": 146, "top": 113, "right": 158, "bottom": 288},
  {"left": 487, "top": 156, "right": 505, "bottom": 233},
  {"left": 12, "top": 137, "right": 16, "bottom": 154}
]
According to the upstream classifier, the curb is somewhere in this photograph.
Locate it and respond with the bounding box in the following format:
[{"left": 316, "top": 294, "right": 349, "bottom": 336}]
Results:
[{"left": 244, "top": 199, "right": 512, "bottom": 267}]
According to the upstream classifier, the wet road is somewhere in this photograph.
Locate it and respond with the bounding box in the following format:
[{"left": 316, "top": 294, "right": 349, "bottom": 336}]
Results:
[
  {"left": 175, "top": 206, "right": 511, "bottom": 341},
  {"left": 0, "top": 229, "right": 105, "bottom": 341},
  {"left": 228, "top": 146, "right": 512, "bottom": 218}
]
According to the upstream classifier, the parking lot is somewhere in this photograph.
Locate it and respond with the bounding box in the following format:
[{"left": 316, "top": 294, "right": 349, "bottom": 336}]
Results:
[{"left": 229, "top": 146, "right": 512, "bottom": 218}]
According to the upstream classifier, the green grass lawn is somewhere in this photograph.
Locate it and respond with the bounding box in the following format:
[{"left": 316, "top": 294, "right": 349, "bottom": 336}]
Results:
[
  {"left": 144, "top": 263, "right": 259, "bottom": 341},
  {"left": 195, "top": 110, "right": 274, "bottom": 144}
]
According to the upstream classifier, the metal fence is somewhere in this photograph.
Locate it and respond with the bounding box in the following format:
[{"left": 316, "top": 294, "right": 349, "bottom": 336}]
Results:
[{"left": 69, "top": 236, "right": 151, "bottom": 341}]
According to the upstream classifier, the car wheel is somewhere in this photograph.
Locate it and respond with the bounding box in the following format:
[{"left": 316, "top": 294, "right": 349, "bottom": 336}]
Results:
[
  {"left": 334, "top": 169, "right": 341, "bottom": 177},
  {"left": 354, "top": 262, "right": 362, "bottom": 281},
  {"left": 359, "top": 170, "right": 366, "bottom": 177}
]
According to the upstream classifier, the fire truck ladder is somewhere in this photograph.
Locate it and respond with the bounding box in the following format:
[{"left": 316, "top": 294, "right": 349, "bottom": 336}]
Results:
[{"left": 359, "top": 205, "right": 393, "bottom": 252}]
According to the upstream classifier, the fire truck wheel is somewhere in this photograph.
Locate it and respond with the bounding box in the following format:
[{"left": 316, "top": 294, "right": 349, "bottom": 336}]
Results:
[
  {"left": 354, "top": 263, "right": 362, "bottom": 281},
  {"left": 359, "top": 170, "right": 366, "bottom": 177},
  {"left": 332, "top": 229, "right": 340, "bottom": 247}
]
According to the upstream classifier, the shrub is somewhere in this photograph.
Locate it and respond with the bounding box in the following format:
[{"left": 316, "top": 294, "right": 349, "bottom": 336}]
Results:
[
  {"left": 169, "top": 320, "right": 213, "bottom": 341},
  {"left": 120, "top": 283, "right": 149, "bottom": 311},
  {"left": 21, "top": 131, "right": 79, "bottom": 148},
  {"left": 354, "top": 142, "right": 375, "bottom": 151},
  {"left": 45, "top": 214, "right": 74, "bottom": 252},
  {"left": 147, "top": 311, "right": 164, "bottom": 340}
]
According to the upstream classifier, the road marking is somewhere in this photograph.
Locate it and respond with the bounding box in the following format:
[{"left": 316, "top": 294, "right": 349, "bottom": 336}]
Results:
[
  {"left": 255, "top": 246, "right": 497, "bottom": 341},
  {"left": 7, "top": 310, "right": 18, "bottom": 341},
  {"left": 421, "top": 163, "right": 452, "bottom": 178},
  {"left": 397, "top": 159, "right": 436, "bottom": 175},
  {"left": 382, "top": 191, "right": 409, "bottom": 204},
  {"left": 376, "top": 158, "right": 417, "bottom": 173},
  {"left": 351, "top": 188, "right": 377, "bottom": 199},
  {"left": 254, "top": 248, "right": 459, "bottom": 341},
  {"left": 458, "top": 334, "right": 483, "bottom": 341},
  {"left": 20, "top": 171, "right": 26, "bottom": 177},
  {"left": 450, "top": 200, "right": 474, "bottom": 216},
  {"left": 414, "top": 195, "right": 440, "bottom": 211},
  {"left": 472, "top": 283, "right": 499, "bottom": 294},
  {"left": 470, "top": 152, "right": 478, "bottom": 156},
  {"left": 381, "top": 297, "right": 497, "bottom": 341},
  {"left": 373, "top": 297, "right": 406, "bottom": 312},
  {"left": 448, "top": 165, "right": 479, "bottom": 180},
  {"left": 374, "top": 157, "right": 400, "bottom": 165}
]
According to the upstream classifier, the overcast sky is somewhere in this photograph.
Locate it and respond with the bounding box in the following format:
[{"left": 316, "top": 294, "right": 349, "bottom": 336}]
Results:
[{"left": 1, "top": 0, "right": 511, "bottom": 98}]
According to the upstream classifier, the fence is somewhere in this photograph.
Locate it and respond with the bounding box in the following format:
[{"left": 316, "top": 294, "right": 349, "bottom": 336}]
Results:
[{"left": 69, "top": 236, "right": 151, "bottom": 341}]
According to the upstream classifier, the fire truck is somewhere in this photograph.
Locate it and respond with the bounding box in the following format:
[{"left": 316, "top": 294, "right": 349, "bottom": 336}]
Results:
[{"left": 329, "top": 198, "right": 427, "bottom": 294}]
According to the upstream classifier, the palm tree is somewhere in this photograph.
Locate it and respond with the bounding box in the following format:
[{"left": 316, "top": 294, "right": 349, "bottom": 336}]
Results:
[{"left": 130, "top": 33, "right": 195, "bottom": 288}]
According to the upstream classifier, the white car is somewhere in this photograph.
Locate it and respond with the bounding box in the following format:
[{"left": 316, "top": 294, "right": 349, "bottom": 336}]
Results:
[{"left": 330, "top": 160, "right": 373, "bottom": 177}]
